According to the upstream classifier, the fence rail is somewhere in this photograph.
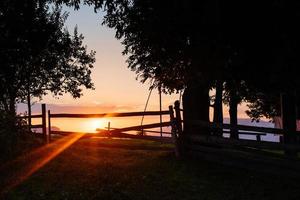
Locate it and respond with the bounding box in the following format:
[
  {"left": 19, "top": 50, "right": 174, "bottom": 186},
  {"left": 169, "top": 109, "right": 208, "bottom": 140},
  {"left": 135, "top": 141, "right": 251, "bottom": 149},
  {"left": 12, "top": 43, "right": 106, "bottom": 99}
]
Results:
[
  {"left": 17, "top": 104, "right": 47, "bottom": 142},
  {"left": 49, "top": 110, "right": 170, "bottom": 118},
  {"left": 186, "top": 119, "right": 285, "bottom": 135},
  {"left": 18, "top": 114, "right": 43, "bottom": 119},
  {"left": 30, "top": 124, "right": 44, "bottom": 129},
  {"left": 169, "top": 100, "right": 300, "bottom": 158},
  {"left": 108, "top": 122, "right": 171, "bottom": 133},
  {"left": 48, "top": 110, "right": 172, "bottom": 141},
  {"left": 20, "top": 101, "right": 300, "bottom": 158}
]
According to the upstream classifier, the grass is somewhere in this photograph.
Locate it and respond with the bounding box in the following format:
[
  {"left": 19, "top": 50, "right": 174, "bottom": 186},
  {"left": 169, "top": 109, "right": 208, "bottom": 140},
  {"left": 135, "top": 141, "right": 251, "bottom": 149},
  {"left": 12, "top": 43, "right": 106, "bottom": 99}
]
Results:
[
  {"left": 0, "top": 134, "right": 45, "bottom": 163},
  {"left": 261, "top": 149, "right": 300, "bottom": 158},
  {"left": 2, "top": 136, "right": 300, "bottom": 200}
]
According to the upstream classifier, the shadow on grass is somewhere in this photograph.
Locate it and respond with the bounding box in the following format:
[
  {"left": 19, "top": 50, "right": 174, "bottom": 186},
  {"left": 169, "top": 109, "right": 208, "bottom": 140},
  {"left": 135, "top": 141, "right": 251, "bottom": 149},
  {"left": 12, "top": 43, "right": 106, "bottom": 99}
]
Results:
[
  {"left": 78, "top": 137, "right": 174, "bottom": 151},
  {"left": 2, "top": 137, "right": 300, "bottom": 200}
]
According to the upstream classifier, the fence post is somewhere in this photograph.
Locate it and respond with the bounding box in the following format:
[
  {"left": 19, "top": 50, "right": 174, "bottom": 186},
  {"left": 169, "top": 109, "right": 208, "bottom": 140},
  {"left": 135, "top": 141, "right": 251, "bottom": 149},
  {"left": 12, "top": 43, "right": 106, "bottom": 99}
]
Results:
[
  {"left": 169, "top": 105, "right": 180, "bottom": 157},
  {"left": 279, "top": 135, "right": 284, "bottom": 143},
  {"left": 256, "top": 134, "right": 261, "bottom": 142},
  {"left": 174, "top": 101, "right": 183, "bottom": 135},
  {"left": 159, "top": 86, "right": 163, "bottom": 138},
  {"left": 48, "top": 110, "right": 51, "bottom": 142},
  {"left": 41, "top": 104, "right": 47, "bottom": 143},
  {"left": 281, "top": 92, "right": 298, "bottom": 156},
  {"left": 108, "top": 121, "right": 110, "bottom": 131},
  {"left": 107, "top": 121, "right": 111, "bottom": 137},
  {"left": 174, "top": 100, "right": 184, "bottom": 155}
]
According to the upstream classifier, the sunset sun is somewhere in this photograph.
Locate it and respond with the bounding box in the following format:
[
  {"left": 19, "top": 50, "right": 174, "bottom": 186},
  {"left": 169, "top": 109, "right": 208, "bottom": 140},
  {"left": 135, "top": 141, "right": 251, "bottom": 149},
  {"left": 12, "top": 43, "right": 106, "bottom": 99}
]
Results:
[{"left": 87, "top": 119, "right": 106, "bottom": 132}]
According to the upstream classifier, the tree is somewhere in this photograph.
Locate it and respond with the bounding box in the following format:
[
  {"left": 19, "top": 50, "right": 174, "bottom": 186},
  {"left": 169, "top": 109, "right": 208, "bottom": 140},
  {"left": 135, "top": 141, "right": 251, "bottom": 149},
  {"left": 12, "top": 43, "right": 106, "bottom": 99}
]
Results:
[
  {"left": 101, "top": 0, "right": 230, "bottom": 134},
  {"left": 230, "top": 1, "right": 300, "bottom": 153},
  {"left": 56, "top": 0, "right": 241, "bottom": 135},
  {"left": 57, "top": 1, "right": 300, "bottom": 153},
  {"left": 0, "top": 0, "right": 95, "bottom": 120}
]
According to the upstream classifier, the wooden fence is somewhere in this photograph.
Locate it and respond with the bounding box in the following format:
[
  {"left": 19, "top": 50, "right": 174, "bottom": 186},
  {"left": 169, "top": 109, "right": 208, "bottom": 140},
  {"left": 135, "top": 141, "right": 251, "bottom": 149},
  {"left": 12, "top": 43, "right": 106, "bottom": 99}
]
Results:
[
  {"left": 168, "top": 100, "right": 300, "bottom": 158},
  {"left": 48, "top": 110, "right": 173, "bottom": 141},
  {"left": 18, "top": 102, "right": 300, "bottom": 159},
  {"left": 18, "top": 104, "right": 47, "bottom": 141}
]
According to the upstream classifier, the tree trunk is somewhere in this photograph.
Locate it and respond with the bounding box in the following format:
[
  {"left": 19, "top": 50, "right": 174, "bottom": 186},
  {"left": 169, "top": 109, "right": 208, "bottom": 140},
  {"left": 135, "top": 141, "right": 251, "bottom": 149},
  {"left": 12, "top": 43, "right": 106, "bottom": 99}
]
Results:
[
  {"left": 7, "top": 94, "right": 17, "bottom": 135},
  {"left": 281, "top": 91, "right": 297, "bottom": 156},
  {"left": 183, "top": 83, "right": 210, "bottom": 135},
  {"left": 229, "top": 89, "right": 238, "bottom": 139},
  {"left": 213, "top": 80, "right": 223, "bottom": 136},
  {"left": 27, "top": 86, "right": 32, "bottom": 131},
  {"left": 8, "top": 95, "right": 16, "bottom": 117},
  {"left": 183, "top": 29, "right": 211, "bottom": 135}
]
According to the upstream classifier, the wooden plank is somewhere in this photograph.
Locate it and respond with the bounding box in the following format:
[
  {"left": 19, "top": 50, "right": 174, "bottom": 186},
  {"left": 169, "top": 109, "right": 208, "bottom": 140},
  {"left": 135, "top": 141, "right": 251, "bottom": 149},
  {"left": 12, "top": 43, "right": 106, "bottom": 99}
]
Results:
[
  {"left": 42, "top": 104, "right": 47, "bottom": 142},
  {"left": 222, "top": 130, "right": 266, "bottom": 136},
  {"left": 50, "top": 110, "right": 170, "bottom": 118},
  {"left": 101, "top": 127, "right": 171, "bottom": 134},
  {"left": 141, "top": 130, "right": 171, "bottom": 134},
  {"left": 174, "top": 101, "right": 183, "bottom": 136},
  {"left": 238, "top": 131, "right": 267, "bottom": 136},
  {"left": 48, "top": 110, "right": 51, "bottom": 142},
  {"left": 159, "top": 86, "right": 163, "bottom": 137},
  {"left": 169, "top": 105, "right": 180, "bottom": 157},
  {"left": 94, "top": 132, "right": 173, "bottom": 143},
  {"left": 30, "top": 124, "right": 43, "bottom": 129},
  {"left": 110, "top": 122, "right": 171, "bottom": 133},
  {"left": 186, "top": 134, "right": 300, "bottom": 151},
  {"left": 17, "top": 114, "right": 43, "bottom": 119},
  {"left": 235, "top": 124, "right": 284, "bottom": 135},
  {"left": 186, "top": 120, "right": 285, "bottom": 135}
]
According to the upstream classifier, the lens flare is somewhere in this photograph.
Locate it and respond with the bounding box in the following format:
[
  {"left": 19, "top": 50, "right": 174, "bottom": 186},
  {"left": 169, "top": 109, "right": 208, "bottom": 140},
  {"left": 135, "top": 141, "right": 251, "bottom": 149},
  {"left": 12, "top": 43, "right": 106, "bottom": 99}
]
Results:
[{"left": 0, "top": 133, "right": 85, "bottom": 195}]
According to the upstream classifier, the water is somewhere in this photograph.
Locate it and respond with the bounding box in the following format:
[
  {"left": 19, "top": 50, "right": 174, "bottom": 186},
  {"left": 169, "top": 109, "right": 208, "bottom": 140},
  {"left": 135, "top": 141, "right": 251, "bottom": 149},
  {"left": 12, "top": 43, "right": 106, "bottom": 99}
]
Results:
[
  {"left": 223, "top": 118, "right": 279, "bottom": 142},
  {"left": 31, "top": 115, "right": 172, "bottom": 134},
  {"left": 31, "top": 114, "right": 278, "bottom": 141}
]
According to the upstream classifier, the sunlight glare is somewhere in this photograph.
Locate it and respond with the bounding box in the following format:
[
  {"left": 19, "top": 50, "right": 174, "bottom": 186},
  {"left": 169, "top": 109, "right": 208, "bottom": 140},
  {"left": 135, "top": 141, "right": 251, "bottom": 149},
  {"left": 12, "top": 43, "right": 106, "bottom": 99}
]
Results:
[
  {"left": 86, "top": 119, "right": 107, "bottom": 132},
  {"left": 0, "top": 133, "right": 85, "bottom": 195}
]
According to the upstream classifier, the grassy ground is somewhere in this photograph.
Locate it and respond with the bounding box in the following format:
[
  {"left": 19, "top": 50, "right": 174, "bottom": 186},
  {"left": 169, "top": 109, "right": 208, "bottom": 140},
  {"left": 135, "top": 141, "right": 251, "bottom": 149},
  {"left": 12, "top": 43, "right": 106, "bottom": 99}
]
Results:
[
  {"left": 1, "top": 136, "right": 300, "bottom": 200},
  {"left": 262, "top": 148, "right": 300, "bottom": 158},
  {"left": 0, "top": 134, "right": 45, "bottom": 163}
]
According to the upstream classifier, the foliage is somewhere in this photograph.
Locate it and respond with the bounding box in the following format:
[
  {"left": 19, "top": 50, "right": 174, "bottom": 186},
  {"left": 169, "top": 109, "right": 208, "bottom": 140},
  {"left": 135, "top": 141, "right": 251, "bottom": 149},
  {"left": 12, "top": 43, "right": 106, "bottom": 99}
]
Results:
[
  {"left": 0, "top": 0, "right": 96, "bottom": 158},
  {"left": 0, "top": 0, "right": 95, "bottom": 114},
  {"left": 54, "top": 1, "right": 228, "bottom": 92},
  {"left": 51, "top": 1, "right": 300, "bottom": 123},
  {"left": 101, "top": 0, "right": 188, "bottom": 92},
  {"left": 0, "top": 109, "right": 28, "bottom": 160},
  {"left": 244, "top": 92, "right": 280, "bottom": 122}
]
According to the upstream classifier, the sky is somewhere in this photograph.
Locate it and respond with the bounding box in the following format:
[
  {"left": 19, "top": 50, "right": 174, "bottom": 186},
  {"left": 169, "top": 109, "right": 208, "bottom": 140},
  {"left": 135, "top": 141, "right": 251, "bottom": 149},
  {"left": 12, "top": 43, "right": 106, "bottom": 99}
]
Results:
[
  {"left": 17, "top": 4, "right": 180, "bottom": 132},
  {"left": 41, "top": 5, "right": 179, "bottom": 112}
]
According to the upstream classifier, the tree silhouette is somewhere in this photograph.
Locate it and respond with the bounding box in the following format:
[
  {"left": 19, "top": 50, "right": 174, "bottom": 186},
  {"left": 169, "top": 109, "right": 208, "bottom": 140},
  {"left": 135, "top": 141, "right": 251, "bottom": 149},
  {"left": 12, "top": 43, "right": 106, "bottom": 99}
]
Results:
[
  {"left": 100, "top": 1, "right": 231, "bottom": 135},
  {"left": 0, "top": 0, "right": 95, "bottom": 120},
  {"left": 57, "top": 1, "right": 300, "bottom": 152},
  {"left": 225, "top": 1, "right": 300, "bottom": 152}
]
